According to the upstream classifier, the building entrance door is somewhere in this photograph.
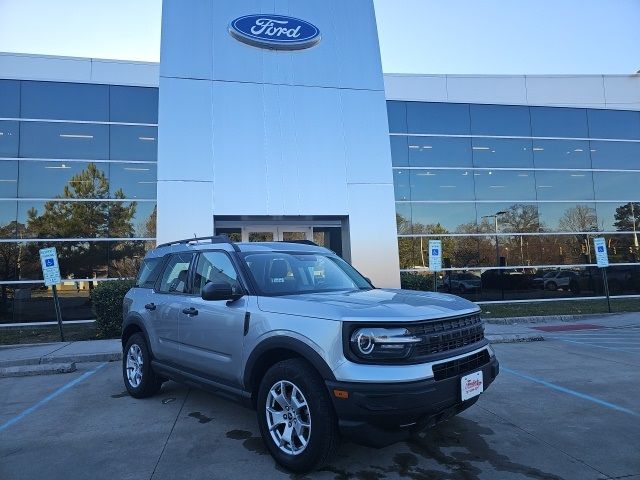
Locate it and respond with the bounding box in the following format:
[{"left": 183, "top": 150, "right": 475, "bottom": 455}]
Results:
[{"left": 241, "top": 225, "right": 313, "bottom": 243}]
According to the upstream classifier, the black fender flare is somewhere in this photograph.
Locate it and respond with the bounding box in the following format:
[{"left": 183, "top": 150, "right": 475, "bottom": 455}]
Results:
[
  {"left": 243, "top": 336, "right": 336, "bottom": 390},
  {"left": 121, "top": 314, "right": 152, "bottom": 352}
]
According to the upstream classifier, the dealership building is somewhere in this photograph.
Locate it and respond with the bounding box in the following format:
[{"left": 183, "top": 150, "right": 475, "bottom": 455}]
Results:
[{"left": 1, "top": 0, "right": 640, "bottom": 325}]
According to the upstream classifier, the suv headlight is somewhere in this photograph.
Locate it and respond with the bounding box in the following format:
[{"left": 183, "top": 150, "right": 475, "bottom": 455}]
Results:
[{"left": 349, "top": 327, "right": 421, "bottom": 360}]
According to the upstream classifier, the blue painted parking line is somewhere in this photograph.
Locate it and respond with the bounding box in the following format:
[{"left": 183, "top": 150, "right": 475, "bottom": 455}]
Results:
[
  {"left": 502, "top": 367, "right": 640, "bottom": 418},
  {"left": 0, "top": 362, "right": 107, "bottom": 433}
]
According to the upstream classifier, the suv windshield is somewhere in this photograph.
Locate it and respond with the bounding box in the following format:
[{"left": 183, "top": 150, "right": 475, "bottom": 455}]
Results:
[{"left": 241, "top": 252, "right": 372, "bottom": 296}]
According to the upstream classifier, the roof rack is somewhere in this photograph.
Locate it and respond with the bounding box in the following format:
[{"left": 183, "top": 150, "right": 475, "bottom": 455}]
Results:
[{"left": 156, "top": 235, "right": 240, "bottom": 252}]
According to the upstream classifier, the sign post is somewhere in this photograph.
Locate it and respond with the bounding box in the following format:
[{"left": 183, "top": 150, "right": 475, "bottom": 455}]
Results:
[
  {"left": 593, "top": 238, "right": 611, "bottom": 313},
  {"left": 428, "top": 240, "right": 442, "bottom": 292},
  {"left": 39, "top": 247, "right": 64, "bottom": 341}
]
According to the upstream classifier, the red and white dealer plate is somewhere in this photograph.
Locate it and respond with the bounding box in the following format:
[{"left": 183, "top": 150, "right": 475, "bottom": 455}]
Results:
[{"left": 461, "top": 371, "right": 484, "bottom": 401}]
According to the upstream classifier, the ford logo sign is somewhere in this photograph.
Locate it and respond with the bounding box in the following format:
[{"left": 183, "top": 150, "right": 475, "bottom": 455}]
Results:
[{"left": 229, "top": 14, "right": 321, "bottom": 51}]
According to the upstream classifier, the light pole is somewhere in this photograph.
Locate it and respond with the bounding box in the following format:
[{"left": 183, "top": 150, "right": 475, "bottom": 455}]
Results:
[{"left": 482, "top": 211, "right": 507, "bottom": 299}]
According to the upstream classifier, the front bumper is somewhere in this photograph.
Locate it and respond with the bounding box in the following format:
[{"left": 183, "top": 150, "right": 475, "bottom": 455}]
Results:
[{"left": 326, "top": 356, "right": 499, "bottom": 448}]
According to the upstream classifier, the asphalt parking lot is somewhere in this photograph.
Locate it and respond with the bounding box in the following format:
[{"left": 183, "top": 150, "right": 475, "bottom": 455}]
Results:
[{"left": 1, "top": 326, "right": 639, "bottom": 480}]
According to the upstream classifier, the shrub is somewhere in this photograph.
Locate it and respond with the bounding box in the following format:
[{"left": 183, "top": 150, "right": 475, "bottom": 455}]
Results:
[
  {"left": 400, "top": 272, "right": 434, "bottom": 292},
  {"left": 91, "top": 280, "right": 135, "bottom": 339}
]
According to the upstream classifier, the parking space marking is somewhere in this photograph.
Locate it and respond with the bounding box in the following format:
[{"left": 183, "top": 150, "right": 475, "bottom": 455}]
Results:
[
  {"left": 551, "top": 339, "right": 640, "bottom": 354},
  {"left": 0, "top": 362, "right": 107, "bottom": 433},
  {"left": 501, "top": 366, "right": 640, "bottom": 419}
]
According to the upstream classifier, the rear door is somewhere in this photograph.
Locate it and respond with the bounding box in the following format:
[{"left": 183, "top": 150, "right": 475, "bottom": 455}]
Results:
[
  {"left": 178, "top": 250, "right": 247, "bottom": 384},
  {"left": 151, "top": 252, "right": 195, "bottom": 362}
]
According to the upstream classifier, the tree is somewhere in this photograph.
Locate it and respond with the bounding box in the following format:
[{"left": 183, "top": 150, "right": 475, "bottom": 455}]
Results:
[
  {"left": 553, "top": 204, "right": 598, "bottom": 264},
  {"left": 23, "top": 164, "right": 138, "bottom": 281},
  {"left": 614, "top": 202, "right": 640, "bottom": 233}
]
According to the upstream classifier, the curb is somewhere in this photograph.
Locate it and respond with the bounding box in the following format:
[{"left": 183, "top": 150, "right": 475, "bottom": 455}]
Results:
[
  {"left": 0, "top": 352, "right": 121, "bottom": 369},
  {"left": 0, "top": 362, "right": 77, "bottom": 378},
  {"left": 486, "top": 333, "right": 545, "bottom": 343},
  {"left": 483, "top": 312, "right": 625, "bottom": 325}
]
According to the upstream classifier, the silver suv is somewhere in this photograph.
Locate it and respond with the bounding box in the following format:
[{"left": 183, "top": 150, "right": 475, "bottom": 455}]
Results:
[{"left": 121, "top": 236, "right": 499, "bottom": 472}]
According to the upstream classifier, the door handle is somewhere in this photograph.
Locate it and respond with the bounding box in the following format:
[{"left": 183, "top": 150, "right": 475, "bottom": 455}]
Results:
[
  {"left": 144, "top": 303, "right": 156, "bottom": 311},
  {"left": 182, "top": 307, "right": 198, "bottom": 316}
]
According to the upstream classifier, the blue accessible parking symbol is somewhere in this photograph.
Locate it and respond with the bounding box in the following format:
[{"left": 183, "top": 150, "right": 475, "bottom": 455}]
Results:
[
  {"left": 45, "top": 258, "right": 54, "bottom": 267},
  {"left": 597, "top": 246, "right": 604, "bottom": 253},
  {"left": 432, "top": 249, "right": 439, "bottom": 256}
]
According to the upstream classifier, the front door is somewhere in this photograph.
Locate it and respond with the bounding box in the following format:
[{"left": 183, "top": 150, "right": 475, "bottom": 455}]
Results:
[
  {"left": 178, "top": 250, "right": 247, "bottom": 385},
  {"left": 242, "top": 225, "right": 313, "bottom": 242}
]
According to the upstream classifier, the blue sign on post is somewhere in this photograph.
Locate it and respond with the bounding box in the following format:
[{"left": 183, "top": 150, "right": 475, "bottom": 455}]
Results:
[
  {"left": 428, "top": 240, "right": 442, "bottom": 272},
  {"left": 229, "top": 14, "right": 321, "bottom": 50},
  {"left": 39, "top": 247, "right": 61, "bottom": 286},
  {"left": 593, "top": 238, "right": 609, "bottom": 268}
]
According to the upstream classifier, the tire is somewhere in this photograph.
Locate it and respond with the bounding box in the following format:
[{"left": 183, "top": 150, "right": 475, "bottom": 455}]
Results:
[
  {"left": 256, "top": 358, "right": 340, "bottom": 473},
  {"left": 123, "top": 333, "right": 162, "bottom": 398},
  {"left": 546, "top": 281, "right": 558, "bottom": 291}
]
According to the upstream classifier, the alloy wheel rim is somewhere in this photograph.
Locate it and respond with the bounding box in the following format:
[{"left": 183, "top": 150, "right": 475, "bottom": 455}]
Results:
[
  {"left": 126, "top": 344, "right": 144, "bottom": 388},
  {"left": 265, "top": 380, "right": 311, "bottom": 456}
]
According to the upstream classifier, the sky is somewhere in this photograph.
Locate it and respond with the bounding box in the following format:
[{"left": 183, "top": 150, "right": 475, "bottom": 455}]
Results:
[{"left": 0, "top": 0, "right": 638, "bottom": 74}]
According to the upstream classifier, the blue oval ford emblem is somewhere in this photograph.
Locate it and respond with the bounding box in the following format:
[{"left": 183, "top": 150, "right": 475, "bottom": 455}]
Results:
[{"left": 229, "top": 14, "right": 321, "bottom": 50}]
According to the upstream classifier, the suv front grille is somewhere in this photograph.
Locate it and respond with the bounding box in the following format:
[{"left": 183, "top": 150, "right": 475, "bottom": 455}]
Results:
[
  {"left": 408, "top": 314, "right": 485, "bottom": 359},
  {"left": 432, "top": 350, "right": 490, "bottom": 381}
]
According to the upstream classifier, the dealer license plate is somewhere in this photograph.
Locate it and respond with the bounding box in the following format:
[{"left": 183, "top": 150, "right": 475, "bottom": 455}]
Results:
[{"left": 461, "top": 371, "right": 484, "bottom": 401}]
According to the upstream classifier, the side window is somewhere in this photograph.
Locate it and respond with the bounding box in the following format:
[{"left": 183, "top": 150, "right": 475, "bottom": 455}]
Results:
[
  {"left": 135, "top": 257, "right": 163, "bottom": 288},
  {"left": 192, "top": 251, "right": 242, "bottom": 296},
  {"left": 158, "top": 253, "right": 194, "bottom": 293}
]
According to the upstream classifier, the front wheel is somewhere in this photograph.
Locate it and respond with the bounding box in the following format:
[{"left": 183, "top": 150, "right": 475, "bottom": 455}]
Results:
[{"left": 256, "top": 359, "right": 339, "bottom": 473}]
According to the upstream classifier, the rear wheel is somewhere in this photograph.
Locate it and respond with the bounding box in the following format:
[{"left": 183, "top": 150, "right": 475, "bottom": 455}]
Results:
[
  {"left": 546, "top": 281, "right": 558, "bottom": 291},
  {"left": 123, "top": 333, "right": 162, "bottom": 398},
  {"left": 256, "top": 359, "right": 339, "bottom": 473}
]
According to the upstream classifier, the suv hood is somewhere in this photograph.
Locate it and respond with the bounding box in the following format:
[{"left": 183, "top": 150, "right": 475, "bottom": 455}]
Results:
[{"left": 257, "top": 288, "right": 479, "bottom": 322}]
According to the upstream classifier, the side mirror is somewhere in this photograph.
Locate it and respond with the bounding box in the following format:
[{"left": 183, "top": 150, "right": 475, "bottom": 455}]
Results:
[{"left": 201, "top": 282, "right": 242, "bottom": 301}]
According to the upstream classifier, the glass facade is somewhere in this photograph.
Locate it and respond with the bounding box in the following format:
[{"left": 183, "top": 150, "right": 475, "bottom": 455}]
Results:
[
  {"left": 390, "top": 101, "right": 640, "bottom": 301},
  {"left": 0, "top": 79, "right": 158, "bottom": 324}
]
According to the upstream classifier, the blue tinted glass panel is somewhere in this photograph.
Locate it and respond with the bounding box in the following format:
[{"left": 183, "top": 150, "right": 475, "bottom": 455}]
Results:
[
  {"left": 17, "top": 201, "right": 110, "bottom": 238},
  {"left": 406, "top": 102, "right": 470, "bottom": 135},
  {"left": 109, "top": 163, "right": 156, "bottom": 199},
  {"left": 474, "top": 170, "right": 536, "bottom": 201},
  {"left": 595, "top": 202, "right": 640, "bottom": 232},
  {"left": 18, "top": 161, "right": 108, "bottom": 198},
  {"left": 534, "top": 171, "right": 594, "bottom": 201},
  {"left": 537, "top": 202, "right": 598, "bottom": 232},
  {"left": 390, "top": 136, "right": 408, "bottom": 167},
  {"left": 593, "top": 171, "right": 640, "bottom": 200},
  {"left": 395, "top": 202, "right": 412, "bottom": 233},
  {"left": 20, "top": 122, "right": 109, "bottom": 159},
  {"left": 110, "top": 86, "right": 158, "bottom": 124},
  {"left": 590, "top": 141, "right": 640, "bottom": 170},
  {"left": 587, "top": 109, "right": 640, "bottom": 140},
  {"left": 109, "top": 201, "right": 156, "bottom": 237},
  {"left": 411, "top": 203, "right": 477, "bottom": 233},
  {"left": 0, "top": 80, "right": 20, "bottom": 117},
  {"left": 530, "top": 107, "right": 588, "bottom": 138},
  {"left": 411, "top": 169, "right": 475, "bottom": 201},
  {"left": 532, "top": 140, "right": 591, "bottom": 169},
  {"left": 408, "top": 137, "right": 472, "bottom": 167},
  {"left": 386, "top": 101, "right": 406, "bottom": 133},
  {"left": 21, "top": 81, "right": 108, "bottom": 121},
  {"left": 472, "top": 138, "right": 533, "bottom": 168},
  {"left": 0, "top": 121, "right": 19, "bottom": 156},
  {"left": 0, "top": 200, "right": 17, "bottom": 238},
  {"left": 475, "top": 203, "right": 539, "bottom": 233},
  {"left": 110, "top": 125, "right": 157, "bottom": 161},
  {"left": 393, "top": 169, "right": 411, "bottom": 201},
  {"left": 0, "top": 160, "right": 18, "bottom": 197},
  {"left": 470, "top": 104, "right": 531, "bottom": 136}
]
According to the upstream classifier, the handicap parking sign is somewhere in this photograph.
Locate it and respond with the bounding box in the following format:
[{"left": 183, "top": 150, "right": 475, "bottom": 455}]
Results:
[
  {"left": 45, "top": 258, "right": 54, "bottom": 267},
  {"left": 431, "top": 248, "right": 439, "bottom": 256},
  {"left": 39, "top": 247, "right": 62, "bottom": 286},
  {"left": 428, "top": 240, "right": 442, "bottom": 272},
  {"left": 593, "top": 238, "right": 609, "bottom": 268}
]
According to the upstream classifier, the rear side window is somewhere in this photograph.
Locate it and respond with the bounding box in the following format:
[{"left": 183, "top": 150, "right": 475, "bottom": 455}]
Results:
[
  {"left": 157, "top": 253, "right": 194, "bottom": 293},
  {"left": 135, "top": 258, "right": 163, "bottom": 288}
]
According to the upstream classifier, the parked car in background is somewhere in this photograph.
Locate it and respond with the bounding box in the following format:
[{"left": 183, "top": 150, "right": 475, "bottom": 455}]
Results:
[
  {"left": 444, "top": 272, "right": 481, "bottom": 293},
  {"left": 532, "top": 270, "right": 580, "bottom": 293}
]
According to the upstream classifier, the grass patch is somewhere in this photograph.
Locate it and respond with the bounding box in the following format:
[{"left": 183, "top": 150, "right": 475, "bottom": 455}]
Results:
[
  {"left": 0, "top": 323, "right": 105, "bottom": 345},
  {"left": 480, "top": 297, "right": 640, "bottom": 318}
]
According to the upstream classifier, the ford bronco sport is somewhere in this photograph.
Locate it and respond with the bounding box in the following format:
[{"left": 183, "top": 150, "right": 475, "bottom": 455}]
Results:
[{"left": 122, "top": 236, "right": 499, "bottom": 472}]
